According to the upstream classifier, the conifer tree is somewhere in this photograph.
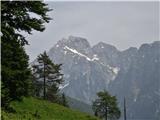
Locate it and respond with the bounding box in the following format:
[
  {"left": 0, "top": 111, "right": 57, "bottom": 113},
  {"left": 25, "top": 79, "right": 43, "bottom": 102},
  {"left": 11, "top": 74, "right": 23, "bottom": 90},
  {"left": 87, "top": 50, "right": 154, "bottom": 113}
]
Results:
[
  {"left": 92, "top": 90, "right": 121, "bottom": 120},
  {"left": 61, "top": 93, "right": 69, "bottom": 107},
  {"left": 1, "top": 1, "right": 51, "bottom": 109},
  {"left": 1, "top": 81, "right": 11, "bottom": 110},
  {"left": 32, "top": 51, "right": 63, "bottom": 101},
  {"left": 1, "top": 1, "right": 51, "bottom": 45},
  {"left": 1, "top": 37, "right": 32, "bottom": 108}
]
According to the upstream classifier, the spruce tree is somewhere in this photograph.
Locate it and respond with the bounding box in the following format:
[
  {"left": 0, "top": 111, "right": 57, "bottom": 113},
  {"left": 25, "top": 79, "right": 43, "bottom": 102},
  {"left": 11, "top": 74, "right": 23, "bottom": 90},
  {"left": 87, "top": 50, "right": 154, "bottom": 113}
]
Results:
[
  {"left": 1, "top": 81, "right": 11, "bottom": 110},
  {"left": 1, "top": 1, "right": 51, "bottom": 109},
  {"left": 61, "top": 93, "right": 69, "bottom": 107},
  {"left": 92, "top": 90, "right": 121, "bottom": 120},
  {"left": 1, "top": 37, "right": 32, "bottom": 108},
  {"left": 32, "top": 51, "right": 63, "bottom": 101},
  {"left": 1, "top": 1, "right": 51, "bottom": 45}
]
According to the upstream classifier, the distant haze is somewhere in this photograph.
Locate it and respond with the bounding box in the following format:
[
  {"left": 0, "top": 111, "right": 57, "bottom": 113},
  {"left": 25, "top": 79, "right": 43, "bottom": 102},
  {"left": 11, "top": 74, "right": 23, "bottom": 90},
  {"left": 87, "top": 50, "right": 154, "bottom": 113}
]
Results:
[{"left": 24, "top": 1, "right": 159, "bottom": 62}]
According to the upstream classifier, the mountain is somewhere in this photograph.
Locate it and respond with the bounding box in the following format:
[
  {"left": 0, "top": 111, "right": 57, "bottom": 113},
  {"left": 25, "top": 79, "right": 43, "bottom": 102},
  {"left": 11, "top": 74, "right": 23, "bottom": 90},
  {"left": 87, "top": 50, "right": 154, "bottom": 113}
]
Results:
[
  {"left": 42, "top": 36, "right": 159, "bottom": 120},
  {"left": 109, "top": 41, "right": 160, "bottom": 119},
  {"left": 67, "top": 96, "right": 93, "bottom": 115},
  {"left": 48, "top": 36, "right": 118, "bottom": 104}
]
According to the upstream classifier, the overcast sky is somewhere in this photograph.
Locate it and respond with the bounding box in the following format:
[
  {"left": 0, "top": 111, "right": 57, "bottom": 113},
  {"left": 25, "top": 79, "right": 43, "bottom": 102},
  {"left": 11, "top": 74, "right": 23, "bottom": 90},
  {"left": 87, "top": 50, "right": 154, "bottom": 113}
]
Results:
[{"left": 25, "top": 1, "right": 159, "bottom": 62}]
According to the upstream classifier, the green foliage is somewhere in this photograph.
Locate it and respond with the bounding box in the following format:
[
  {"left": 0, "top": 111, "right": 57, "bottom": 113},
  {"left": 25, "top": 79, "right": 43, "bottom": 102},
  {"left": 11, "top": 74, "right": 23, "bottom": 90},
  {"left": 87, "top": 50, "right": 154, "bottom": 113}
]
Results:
[
  {"left": 60, "top": 92, "right": 69, "bottom": 107},
  {"left": 1, "top": 1, "right": 51, "bottom": 109},
  {"left": 45, "top": 83, "right": 60, "bottom": 103},
  {"left": 1, "top": 1, "right": 51, "bottom": 45},
  {"left": 92, "top": 90, "right": 121, "bottom": 120},
  {"left": 32, "top": 51, "right": 63, "bottom": 102},
  {"left": 2, "top": 97, "right": 100, "bottom": 120},
  {"left": 1, "top": 37, "right": 32, "bottom": 108},
  {"left": 1, "top": 81, "right": 11, "bottom": 110}
]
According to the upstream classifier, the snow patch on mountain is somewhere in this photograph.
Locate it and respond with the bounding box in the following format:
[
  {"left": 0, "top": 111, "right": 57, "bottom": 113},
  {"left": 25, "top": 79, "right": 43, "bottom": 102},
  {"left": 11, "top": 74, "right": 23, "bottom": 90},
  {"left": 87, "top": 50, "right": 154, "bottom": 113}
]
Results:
[
  {"left": 92, "top": 54, "right": 99, "bottom": 61},
  {"left": 59, "top": 82, "right": 69, "bottom": 90},
  {"left": 64, "top": 51, "right": 67, "bottom": 55},
  {"left": 112, "top": 67, "right": 120, "bottom": 75},
  {"left": 107, "top": 65, "right": 120, "bottom": 75},
  {"left": 64, "top": 46, "right": 99, "bottom": 62},
  {"left": 64, "top": 46, "right": 91, "bottom": 61}
]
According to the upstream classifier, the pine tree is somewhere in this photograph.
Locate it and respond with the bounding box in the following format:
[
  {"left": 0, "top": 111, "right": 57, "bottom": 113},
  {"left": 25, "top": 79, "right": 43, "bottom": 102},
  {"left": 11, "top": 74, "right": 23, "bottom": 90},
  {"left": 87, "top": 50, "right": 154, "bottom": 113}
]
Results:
[
  {"left": 46, "top": 83, "right": 60, "bottom": 103},
  {"left": 1, "top": 81, "right": 11, "bottom": 110},
  {"left": 32, "top": 51, "right": 63, "bottom": 101},
  {"left": 1, "top": 1, "right": 51, "bottom": 45},
  {"left": 92, "top": 90, "right": 121, "bottom": 120},
  {"left": 1, "top": 37, "right": 32, "bottom": 108},
  {"left": 61, "top": 93, "right": 69, "bottom": 107},
  {"left": 1, "top": 1, "right": 51, "bottom": 109}
]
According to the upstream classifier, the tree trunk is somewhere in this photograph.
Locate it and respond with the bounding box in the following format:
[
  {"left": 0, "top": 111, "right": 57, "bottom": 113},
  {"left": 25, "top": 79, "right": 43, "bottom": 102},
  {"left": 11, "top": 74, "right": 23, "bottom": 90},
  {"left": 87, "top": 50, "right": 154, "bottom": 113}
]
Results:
[
  {"left": 105, "top": 108, "right": 108, "bottom": 120},
  {"left": 94, "top": 110, "right": 98, "bottom": 117},
  {"left": 124, "top": 97, "right": 127, "bottom": 120},
  {"left": 43, "top": 63, "right": 46, "bottom": 100}
]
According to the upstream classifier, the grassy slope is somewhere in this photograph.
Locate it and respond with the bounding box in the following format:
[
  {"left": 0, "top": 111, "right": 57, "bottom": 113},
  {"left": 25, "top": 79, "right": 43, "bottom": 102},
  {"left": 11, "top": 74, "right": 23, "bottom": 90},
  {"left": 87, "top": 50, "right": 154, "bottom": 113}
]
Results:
[
  {"left": 67, "top": 97, "right": 93, "bottom": 115},
  {"left": 2, "top": 97, "right": 99, "bottom": 120}
]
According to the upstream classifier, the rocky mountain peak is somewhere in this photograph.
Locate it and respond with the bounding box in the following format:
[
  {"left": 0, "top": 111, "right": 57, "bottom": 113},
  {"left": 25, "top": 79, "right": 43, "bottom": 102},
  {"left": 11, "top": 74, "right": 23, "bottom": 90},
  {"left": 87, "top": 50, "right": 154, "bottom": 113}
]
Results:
[
  {"left": 55, "top": 36, "right": 91, "bottom": 51},
  {"left": 93, "top": 42, "right": 117, "bottom": 51},
  {"left": 151, "top": 41, "right": 160, "bottom": 48}
]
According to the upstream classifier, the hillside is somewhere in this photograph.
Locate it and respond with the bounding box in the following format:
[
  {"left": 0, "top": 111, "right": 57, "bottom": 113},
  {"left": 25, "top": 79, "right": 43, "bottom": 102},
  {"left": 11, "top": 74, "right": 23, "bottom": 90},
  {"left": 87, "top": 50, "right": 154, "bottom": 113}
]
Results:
[
  {"left": 67, "top": 96, "right": 93, "bottom": 115},
  {"left": 2, "top": 97, "right": 99, "bottom": 120}
]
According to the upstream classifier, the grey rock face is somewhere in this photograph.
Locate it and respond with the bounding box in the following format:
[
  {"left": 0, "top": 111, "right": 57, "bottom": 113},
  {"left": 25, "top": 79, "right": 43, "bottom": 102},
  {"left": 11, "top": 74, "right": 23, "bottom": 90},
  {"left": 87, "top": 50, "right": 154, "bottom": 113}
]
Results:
[
  {"left": 109, "top": 41, "right": 160, "bottom": 120},
  {"left": 48, "top": 36, "right": 117, "bottom": 104},
  {"left": 46, "top": 36, "right": 159, "bottom": 119}
]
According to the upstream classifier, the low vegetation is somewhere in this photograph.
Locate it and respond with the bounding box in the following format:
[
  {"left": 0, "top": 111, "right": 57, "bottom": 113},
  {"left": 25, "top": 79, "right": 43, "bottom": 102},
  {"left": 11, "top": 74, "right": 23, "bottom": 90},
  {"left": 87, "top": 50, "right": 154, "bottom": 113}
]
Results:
[{"left": 2, "top": 97, "right": 99, "bottom": 120}]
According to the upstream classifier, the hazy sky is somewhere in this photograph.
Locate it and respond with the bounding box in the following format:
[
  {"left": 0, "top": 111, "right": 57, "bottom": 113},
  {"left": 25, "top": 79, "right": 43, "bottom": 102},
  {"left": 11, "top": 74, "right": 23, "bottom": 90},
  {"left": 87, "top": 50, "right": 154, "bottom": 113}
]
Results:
[{"left": 25, "top": 1, "right": 159, "bottom": 62}]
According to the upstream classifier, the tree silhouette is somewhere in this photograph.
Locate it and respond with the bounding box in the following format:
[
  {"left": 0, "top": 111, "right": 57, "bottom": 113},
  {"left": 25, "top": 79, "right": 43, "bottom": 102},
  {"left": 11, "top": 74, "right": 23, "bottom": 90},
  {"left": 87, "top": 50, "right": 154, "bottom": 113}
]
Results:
[
  {"left": 32, "top": 51, "right": 63, "bottom": 101},
  {"left": 92, "top": 90, "right": 121, "bottom": 120},
  {"left": 1, "top": 1, "right": 51, "bottom": 109}
]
